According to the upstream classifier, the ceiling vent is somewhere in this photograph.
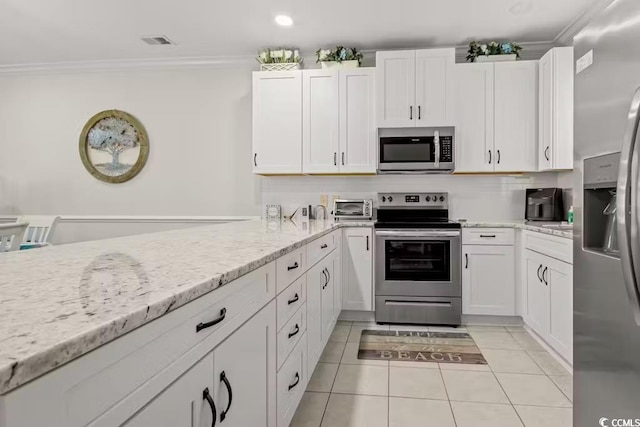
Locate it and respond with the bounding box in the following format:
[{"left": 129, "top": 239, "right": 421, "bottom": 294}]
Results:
[{"left": 141, "top": 36, "right": 174, "bottom": 46}]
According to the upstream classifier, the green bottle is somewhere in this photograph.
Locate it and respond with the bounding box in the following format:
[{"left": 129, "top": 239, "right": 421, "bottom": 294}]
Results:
[{"left": 568, "top": 206, "right": 574, "bottom": 224}]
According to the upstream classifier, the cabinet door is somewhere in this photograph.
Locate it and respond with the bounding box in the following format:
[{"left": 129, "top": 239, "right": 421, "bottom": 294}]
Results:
[
  {"left": 342, "top": 228, "right": 374, "bottom": 311},
  {"left": 321, "top": 258, "right": 335, "bottom": 342},
  {"left": 525, "top": 250, "right": 550, "bottom": 336},
  {"left": 339, "top": 68, "right": 376, "bottom": 173},
  {"left": 333, "top": 234, "right": 343, "bottom": 319},
  {"left": 124, "top": 354, "right": 214, "bottom": 427},
  {"left": 252, "top": 72, "right": 302, "bottom": 173},
  {"left": 454, "top": 63, "right": 494, "bottom": 172},
  {"left": 494, "top": 61, "right": 538, "bottom": 172},
  {"left": 462, "top": 245, "right": 515, "bottom": 315},
  {"left": 306, "top": 262, "right": 324, "bottom": 373},
  {"left": 303, "top": 70, "right": 340, "bottom": 173},
  {"left": 375, "top": 50, "right": 416, "bottom": 128},
  {"left": 212, "top": 301, "right": 276, "bottom": 427},
  {"left": 538, "top": 50, "right": 554, "bottom": 170},
  {"left": 415, "top": 48, "right": 455, "bottom": 127},
  {"left": 547, "top": 257, "right": 573, "bottom": 362}
]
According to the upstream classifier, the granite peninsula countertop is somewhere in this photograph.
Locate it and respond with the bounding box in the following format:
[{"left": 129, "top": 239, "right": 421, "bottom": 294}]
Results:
[
  {"left": 0, "top": 219, "right": 373, "bottom": 395},
  {"left": 460, "top": 221, "right": 573, "bottom": 239}
]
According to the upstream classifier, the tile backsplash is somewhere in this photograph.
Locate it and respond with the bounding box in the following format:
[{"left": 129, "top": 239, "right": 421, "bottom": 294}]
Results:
[{"left": 260, "top": 173, "right": 565, "bottom": 221}]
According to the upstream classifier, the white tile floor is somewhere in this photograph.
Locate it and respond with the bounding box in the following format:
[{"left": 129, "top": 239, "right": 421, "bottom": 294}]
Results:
[{"left": 291, "top": 321, "right": 573, "bottom": 427}]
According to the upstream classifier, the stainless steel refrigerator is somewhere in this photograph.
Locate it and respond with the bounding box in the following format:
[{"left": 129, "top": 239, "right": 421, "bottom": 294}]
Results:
[{"left": 574, "top": 0, "right": 640, "bottom": 424}]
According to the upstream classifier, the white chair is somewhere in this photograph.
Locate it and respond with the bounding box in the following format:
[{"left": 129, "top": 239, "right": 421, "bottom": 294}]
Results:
[
  {"left": 0, "top": 222, "right": 28, "bottom": 252},
  {"left": 18, "top": 215, "right": 59, "bottom": 245}
]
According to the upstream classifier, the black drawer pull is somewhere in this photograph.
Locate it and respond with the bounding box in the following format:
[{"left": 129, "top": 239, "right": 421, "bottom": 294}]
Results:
[
  {"left": 480, "top": 235, "right": 496, "bottom": 238},
  {"left": 287, "top": 262, "right": 299, "bottom": 271},
  {"left": 537, "top": 264, "right": 543, "bottom": 282},
  {"left": 465, "top": 253, "right": 468, "bottom": 269},
  {"left": 287, "top": 293, "right": 299, "bottom": 305},
  {"left": 196, "top": 308, "right": 227, "bottom": 332},
  {"left": 321, "top": 243, "right": 328, "bottom": 249},
  {"left": 220, "top": 371, "right": 233, "bottom": 421},
  {"left": 288, "top": 372, "right": 300, "bottom": 391},
  {"left": 203, "top": 388, "right": 217, "bottom": 427},
  {"left": 288, "top": 323, "right": 300, "bottom": 339},
  {"left": 322, "top": 270, "right": 328, "bottom": 289}
]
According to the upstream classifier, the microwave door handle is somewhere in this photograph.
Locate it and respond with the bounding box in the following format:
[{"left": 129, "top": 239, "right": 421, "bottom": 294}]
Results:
[
  {"left": 618, "top": 87, "right": 640, "bottom": 326},
  {"left": 434, "top": 131, "right": 440, "bottom": 168}
]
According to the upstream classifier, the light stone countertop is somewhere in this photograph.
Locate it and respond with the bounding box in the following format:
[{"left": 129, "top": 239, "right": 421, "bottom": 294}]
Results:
[
  {"left": 0, "top": 219, "right": 372, "bottom": 395},
  {"left": 460, "top": 221, "right": 573, "bottom": 239}
]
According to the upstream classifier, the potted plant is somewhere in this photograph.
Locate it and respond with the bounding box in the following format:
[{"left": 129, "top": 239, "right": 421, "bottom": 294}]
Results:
[
  {"left": 257, "top": 48, "right": 302, "bottom": 71},
  {"left": 316, "top": 46, "right": 363, "bottom": 69},
  {"left": 466, "top": 41, "right": 522, "bottom": 63}
]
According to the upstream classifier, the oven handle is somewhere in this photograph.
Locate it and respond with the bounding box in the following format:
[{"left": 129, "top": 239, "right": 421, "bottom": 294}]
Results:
[
  {"left": 385, "top": 300, "right": 452, "bottom": 308},
  {"left": 375, "top": 230, "right": 461, "bottom": 238}
]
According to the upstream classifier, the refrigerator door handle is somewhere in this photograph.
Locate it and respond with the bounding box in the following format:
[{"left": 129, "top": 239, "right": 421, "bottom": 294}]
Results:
[{"left": 617, "top": 86, "right": 640, "bottom": 325}]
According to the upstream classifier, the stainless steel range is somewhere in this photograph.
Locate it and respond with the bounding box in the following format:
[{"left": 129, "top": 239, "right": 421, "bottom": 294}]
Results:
[{"left": 374, "top": 192, "right": 461, "bottom": 326}]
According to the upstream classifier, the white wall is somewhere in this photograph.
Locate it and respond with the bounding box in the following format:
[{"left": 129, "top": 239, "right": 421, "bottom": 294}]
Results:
[{"left": 0, "top": 68, "right": 260, "bottom": 216}]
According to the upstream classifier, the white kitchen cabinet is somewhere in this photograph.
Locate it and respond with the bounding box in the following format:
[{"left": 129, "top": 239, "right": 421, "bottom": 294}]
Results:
[
  {"left": 525, "top": 250, "right": 550, "bottom": 335},
  {"left": 342, "top": 228, "right": 374, "bottom": 311},
  {"left": 462, "top": 245, "right": 515, "bottom": 315},
  {"left": 538, "top": 47, "right": 574, "bottom": 171},
  {"left": 376, "top": 48, "right": 454, "bottom": 128},
  {"left": 339, "top": 68, "right": 376, "bottom": 173},
  {"left": 212, "top": 301, "right": 276, "bottom": 427},
  {"left": 321, "top": 258, "right": 335, "bottom": 343},
  {"left": 303, "top": 70, "right": 340, "bottom": 173},
  {"left": 454, "top": 61, "right": 538, "bottom": 173},
  {"left": 333, "top": 232, "right": 343, "bottom": 318},
  {"left": 547, "top": 256, "right": 573, "bottom": 362},
  {"left": 124, "top": 354, "right": 214, "bottom": 427},
  {"left": 454, "top": 63, "right": 494, "bottom": 172},
  {"left": 494, "top": 61, "right": 538, "bottom": 172},
  {"left": 252, "top": 72, "right": 302, "bottom": 174}
]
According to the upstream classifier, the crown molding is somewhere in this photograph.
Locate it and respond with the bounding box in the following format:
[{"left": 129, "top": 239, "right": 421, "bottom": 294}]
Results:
[
  {"left": 554, "top": 0, "right": 616, "bottom": 46},
  {"left": 0, "top": 55, "right": 259, "bottom": 77}
]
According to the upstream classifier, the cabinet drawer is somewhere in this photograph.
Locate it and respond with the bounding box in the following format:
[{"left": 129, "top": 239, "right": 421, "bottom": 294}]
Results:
[
  {"left": 462, "top": 228, "right": 515, "bottom": 245},
  {"left": 524, "top": 230, "right": 573, "bottom": 264},
  {"left": 277, "top": 333, "right": 307, "bottom": 427},
  {"left": 277, "top": 246, "right": 306, "bottom": 293},
  {"left": 277, "top": 275, "right": 306, "bottom": 331},
  {"left": 306, "top": 232, "right": 336, "bottom": 268},
  {"left": 278, "top": 304, "right": 307, "bottom": 369}
]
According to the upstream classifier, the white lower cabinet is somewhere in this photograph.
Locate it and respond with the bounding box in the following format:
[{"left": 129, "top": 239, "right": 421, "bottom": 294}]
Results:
[
  {"left": 277, "top": 334, "right": 307, "bottom": 427},
  {"left": 306, "top": 254, "right": 336, "bottom": 374},
  {"left": 462, "top": 245, "right": 515, "bottom": 315},
  {"left": 124, "top": 354, "right": 214, "bottom": 427},
  {"left": 342, "top": 228, "right": 374, "bottom": 311}
]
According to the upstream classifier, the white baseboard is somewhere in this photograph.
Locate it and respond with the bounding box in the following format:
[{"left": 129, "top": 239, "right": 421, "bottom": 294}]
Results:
[{"left": 524, "top": 324, "right": 573, "bottom": 373}]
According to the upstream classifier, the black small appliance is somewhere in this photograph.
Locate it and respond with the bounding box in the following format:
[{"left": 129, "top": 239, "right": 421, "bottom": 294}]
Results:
[{"left": 525, "top": 188, "right": 564, "bottom": 221}]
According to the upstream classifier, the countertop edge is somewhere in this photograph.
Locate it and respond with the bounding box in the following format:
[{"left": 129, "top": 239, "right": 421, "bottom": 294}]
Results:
[{"left": 460, "top": 222, "right": 573, "bottom": 239}]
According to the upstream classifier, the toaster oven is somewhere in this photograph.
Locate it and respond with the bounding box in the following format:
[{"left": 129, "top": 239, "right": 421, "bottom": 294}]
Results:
[{"left": 333, "top": 199, "right": 373, "bottom": 221}]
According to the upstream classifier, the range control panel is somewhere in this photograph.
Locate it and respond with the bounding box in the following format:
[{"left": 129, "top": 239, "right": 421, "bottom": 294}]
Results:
[{"left": 378, "top": 192, "right": 449, "bottom": 208}]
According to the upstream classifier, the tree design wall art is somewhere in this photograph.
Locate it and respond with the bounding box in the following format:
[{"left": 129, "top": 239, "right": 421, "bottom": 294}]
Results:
[{"left": 79, "top": 110, "right": 149, "bottom": 183}]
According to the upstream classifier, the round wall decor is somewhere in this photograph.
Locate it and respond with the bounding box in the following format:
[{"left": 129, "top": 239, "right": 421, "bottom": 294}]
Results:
[{"left": 79, "top": 109, "right": 149, "bottom": 183}]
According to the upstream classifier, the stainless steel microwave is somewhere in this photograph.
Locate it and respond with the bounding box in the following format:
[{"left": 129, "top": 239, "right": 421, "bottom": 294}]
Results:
[{"left": 377, "top": 128, "right": 455, "bottom": 173}]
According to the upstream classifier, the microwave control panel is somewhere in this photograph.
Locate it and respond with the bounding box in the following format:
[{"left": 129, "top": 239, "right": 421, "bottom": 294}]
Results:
[{"left": 439, "top": 136, "right": 453, "bottom": 162}]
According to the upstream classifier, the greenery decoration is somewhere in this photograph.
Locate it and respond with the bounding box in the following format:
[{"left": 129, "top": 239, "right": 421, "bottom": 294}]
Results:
[
  {"left": 257, "top": 48, "right": 302, "bottom": 64},
  {"left": 316, "top": 46, "right": 364, "bottom": 64},
  {"left": 466, "top": 41, "right": 522, "bottom": 62}
]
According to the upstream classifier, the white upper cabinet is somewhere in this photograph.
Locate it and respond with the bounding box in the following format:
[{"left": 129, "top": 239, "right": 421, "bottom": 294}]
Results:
[
  {"left": 539, "top": 47, "right": 574, "bottom": 171},
  {"left": 376, "top": 48, "right": 454, "bottom": 128},
  {"left": 375, "top": 50, "right": 416, "bottom": 128},
  {"left": 494, "top": 61, "right": 538, "bottom": 172},
  {"left": 454, "top": 61, "right": 538, "bottom": 173},
  {"left": 415, "top": 48, "right": 455, "bottom": 127},
  {"left": 303, "top": 70, "right": 340, "bottom": 173},
  {"left": 454, "top": 63, "right": 494, "bottom": 173},
  {"left": 339, "top": 69, "right": 376, "bottom": 173},
  {"left": 252, "top": 72, "right": 302, "bottom": 174}
]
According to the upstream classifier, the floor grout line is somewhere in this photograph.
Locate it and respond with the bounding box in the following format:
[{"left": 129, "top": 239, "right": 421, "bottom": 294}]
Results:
[
  {"left": 491, "top": 367, "right": 527, "bottom": 426},
  {"left": 438, "top": 361, "right": 459, "bottom": 427},
  {"left": 318, "top": 323, "right": 352, "bottom": 427}
]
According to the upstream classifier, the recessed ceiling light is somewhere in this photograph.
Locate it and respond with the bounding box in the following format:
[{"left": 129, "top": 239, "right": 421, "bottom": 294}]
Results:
[
  {"left": 275, "top": 15, "right": 293, "bottom": 27},
  {"left": 509, "top": 0, "right": 533, "bottom": 15}
]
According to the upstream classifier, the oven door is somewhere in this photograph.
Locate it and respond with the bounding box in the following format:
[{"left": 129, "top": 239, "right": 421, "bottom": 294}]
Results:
[{"left": 375, "top": 230, "right": 461, "bottom": 297}]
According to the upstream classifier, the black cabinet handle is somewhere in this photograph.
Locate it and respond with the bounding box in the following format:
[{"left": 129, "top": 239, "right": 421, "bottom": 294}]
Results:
[
  {"left": 326, "top": 268, "right": 330, "bottom": 284},
  {"left": 254, "top": 153, "right": 257, "bottom": 167},
  {"left": 334, "top": 152, "right": 337, "bottom": 166},
  {"left": 322, "top": 270, "right": 328, "bottom": 290},
  {"left": 537, "top": 264, "right": 543, "bottom": 283},
  {"left": 196, "top": 308, "right": 227, "bottom": 332},
  {"left": 288, "top": 323, "right": 300, "bottom": 339},
  {"left": 480, "top": 235, "right": 496, "bottom": 238},
  {"left": 321, "top": 243, "right": 328, "bottom": 249},
  {"left": 287, "top": 262, "right": 299, "bottom": 271},
  {"left": 342, "top": 152, "right": 345, "bottom": 165},
  {"left": 203, "top": 387, "right": 217, "bottom": 427},
  {"left": 418, "top": 105, "right": 421, "bottom": 120},
  {"left": 465, "top": 253, "right": 468, "bottom": 269},
  {"left": 543, "top": 267, "right": 549, "bottom": 285},
  {"left": 497, "top": 150, "right": 501, "bottom": 164},
  {"left": 488, "top": 150, "right": 492, "bottom": 164},
  {"left": 287, "top": 293, "right": 299, "bottom": 305},
  {"left": 288, "top": 372, "right": 300, "bottom": 391},
  {"left": 219, "top": 371, "right": 233, "bottom": 422},
  {"left": 366, "top": 235, "right": 370, "bottom": 251},
  {"left": 544, "top": 146, "right": 550, "bottom": 161},
  {"left": 410, "top": 106, "right": 413, "bottom": 120}
]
